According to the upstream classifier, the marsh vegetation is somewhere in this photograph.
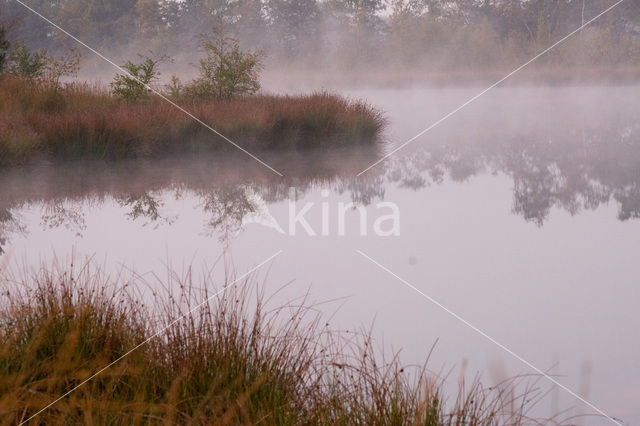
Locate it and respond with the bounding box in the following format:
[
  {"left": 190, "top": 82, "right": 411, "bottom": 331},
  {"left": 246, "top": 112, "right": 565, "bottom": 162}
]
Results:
[
  {"left": 0, "top": 76, "right": 385, "bottom": 165},
  {"left": 0, "top": 262, "right": 548, "bottom": 425},
  {"left": 1, "top": 1, "right": 639, "bottom": 423},
  {"left": 0, "top": 31, "right": 385, "bottom": 166}
]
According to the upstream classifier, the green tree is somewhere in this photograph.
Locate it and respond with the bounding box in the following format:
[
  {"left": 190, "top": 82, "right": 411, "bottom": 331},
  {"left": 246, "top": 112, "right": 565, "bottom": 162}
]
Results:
[
  {"left": 189, "top": 34, "right": 262, "bottom": 100},
  {"left": 6, "top": 43, "right": 47, "bottom": 79},
  {"left": 111, "top": 54, "right": 167, "bottom": 102}
]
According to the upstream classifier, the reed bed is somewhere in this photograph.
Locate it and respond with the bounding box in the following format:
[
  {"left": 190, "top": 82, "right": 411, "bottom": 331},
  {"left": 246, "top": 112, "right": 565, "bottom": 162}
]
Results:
[
  {"left": 0, "top": 261, "right": 557, "bottom": 425},
  {"left": 0, "top": 76, "right": 386, "bottom": 166}
]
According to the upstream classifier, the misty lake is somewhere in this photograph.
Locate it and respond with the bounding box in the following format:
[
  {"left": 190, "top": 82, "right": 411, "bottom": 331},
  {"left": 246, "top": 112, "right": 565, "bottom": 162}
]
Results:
[{"left": 1, "top": 86, "right": 639, "bottom": 424}]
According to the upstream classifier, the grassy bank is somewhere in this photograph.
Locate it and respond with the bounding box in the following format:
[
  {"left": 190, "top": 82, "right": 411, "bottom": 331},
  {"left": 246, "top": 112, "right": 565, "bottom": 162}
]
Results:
[
  {"left": 0, "top": 76, "right": 385, "bottom": 166},
  {"left": 0, "top": 264, "right": 545, "bottom": 425}
]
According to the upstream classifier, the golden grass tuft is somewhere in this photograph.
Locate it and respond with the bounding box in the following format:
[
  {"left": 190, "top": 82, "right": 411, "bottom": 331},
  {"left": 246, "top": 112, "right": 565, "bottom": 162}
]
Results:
[{"left": 0, "top": 262, "right": 552, "bottom": 425}]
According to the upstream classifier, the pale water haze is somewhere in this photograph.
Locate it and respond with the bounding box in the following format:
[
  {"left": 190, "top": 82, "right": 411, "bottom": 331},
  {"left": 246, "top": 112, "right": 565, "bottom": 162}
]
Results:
[{"left": 1, "top": 86, "right": 639, "bottom": 425}]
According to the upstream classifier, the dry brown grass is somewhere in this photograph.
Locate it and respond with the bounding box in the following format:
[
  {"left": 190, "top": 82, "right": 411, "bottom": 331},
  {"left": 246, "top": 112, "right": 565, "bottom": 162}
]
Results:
[
  {"left": 0, "top": 76, "right": 386, "bottom": 166},
  {"left": 0, "top": 261, "right": 556, "bottom": 425}
]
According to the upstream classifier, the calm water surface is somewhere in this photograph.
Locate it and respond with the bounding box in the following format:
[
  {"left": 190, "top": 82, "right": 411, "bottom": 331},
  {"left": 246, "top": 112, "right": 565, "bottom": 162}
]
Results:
[{"left": 1, "top": 87, "right": 639, "bottom": 425}]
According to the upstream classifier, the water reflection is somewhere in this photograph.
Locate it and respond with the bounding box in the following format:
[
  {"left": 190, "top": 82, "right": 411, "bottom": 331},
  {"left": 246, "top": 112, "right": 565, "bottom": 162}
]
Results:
[
  {"left": 0, "top": 147, "right": 385, "bottom": 250},
  {"left": 1, "top": 103, "right": 639, "bottom": 252},
  {"left": 387, "top": 100, "right": 640, "bottom": 225},
  {"left": 0, "top": 209, "right": 24, "bottom": 255}
]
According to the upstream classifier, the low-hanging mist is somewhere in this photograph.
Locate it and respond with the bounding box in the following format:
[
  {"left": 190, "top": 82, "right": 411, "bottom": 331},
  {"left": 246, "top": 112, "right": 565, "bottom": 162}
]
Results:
[{"left": 2, "top": 0, "right": 640, "bottom": 88}]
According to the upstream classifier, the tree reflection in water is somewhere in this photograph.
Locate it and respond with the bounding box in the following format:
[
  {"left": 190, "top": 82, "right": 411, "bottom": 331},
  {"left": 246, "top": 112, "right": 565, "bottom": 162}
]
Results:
[
  {"left": 385, "top": 111, "right": 640, "bottom": 225},
  {"left": 1, "top": 107, "right": 639, "bottom": 252}
]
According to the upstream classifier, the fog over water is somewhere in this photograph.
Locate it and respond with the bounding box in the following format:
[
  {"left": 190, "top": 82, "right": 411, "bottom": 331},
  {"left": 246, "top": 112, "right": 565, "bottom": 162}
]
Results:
[
  {"left": 3, "top": 0, "right": 640, "bottom": 422},
  {"left": 1, "top": 85, "right": 639, "bottom": 424}
]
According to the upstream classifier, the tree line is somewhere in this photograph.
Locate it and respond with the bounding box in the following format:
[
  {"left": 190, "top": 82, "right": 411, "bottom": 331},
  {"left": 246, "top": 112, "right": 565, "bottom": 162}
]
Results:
[{"left": 2, "top": 0, "right": 640, "bottom": 73}]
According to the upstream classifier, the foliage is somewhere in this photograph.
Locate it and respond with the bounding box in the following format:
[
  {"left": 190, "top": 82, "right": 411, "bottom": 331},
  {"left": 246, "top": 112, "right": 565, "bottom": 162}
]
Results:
[
  {"left": 2, "top": 42, "right": 79, "bottom": 92},
  {"left": 6, "top": 42, "right": 47, "bottom": 80},
  {"left": 0, "top": 24, "right": 9, "bottom": 73},
  {"left": 267, "top": 0, "right": 321, "bottom": 57},
  {"left": 2, "top": 0, "right": 640, "bottom": 80},
  {"left": 165, "top": 73, "right": 183, "bottom": 100},
  {"left": 110, "top": 53, "right": 167, "bottom": 102},
  {"left": 188, "top": 34, "right": 262, "bottom": 100},
  {"left": 42, "top": 48, "right": 81, "bottom": 90}
]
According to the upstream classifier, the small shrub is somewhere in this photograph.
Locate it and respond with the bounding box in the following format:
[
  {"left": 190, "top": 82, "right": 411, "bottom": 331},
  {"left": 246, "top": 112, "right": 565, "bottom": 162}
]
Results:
[
  {"left": 165, "top": 74, "right": 184, "bottom": 100},
  {"left": 1, "top": 42, "right": 79, "bottom": 93},
  {"left": 187, "top": 34, "right": 263, "bottom": 100},
  {"left": 111, "top": 53, "right": 168, "bottom": 102},
  {"left": 42, "top": 48, "right": 81, "bottom": 91}
]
